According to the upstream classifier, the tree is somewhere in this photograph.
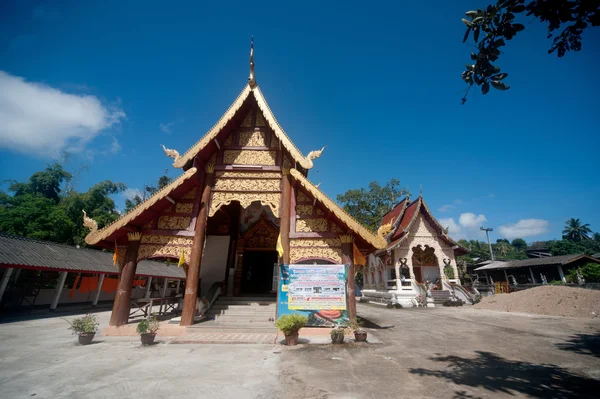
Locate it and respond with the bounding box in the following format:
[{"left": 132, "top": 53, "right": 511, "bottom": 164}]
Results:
[
  {"left": 8, "top": 163, "right": 72, "bottom": 203},
  {"left": 124, "top": 170, "right": 172, "bottom": 213},
  {"left": 511, "top": 238, "right": 527, "bottom": 251},
  {"left": 461, "top": 0, "right": 600, "bottom": 102},
  {"left": 594, "top": 232, "right": 600, "bottom": 241},
  {"left": 495, "top": 239, "right": 511, "bottom": 256},
  {"left": 336, "top": 179, "right": 409, "bottom": 232},
  {"left": 562, "top": 218, "right": 592, "bottom": 241}
]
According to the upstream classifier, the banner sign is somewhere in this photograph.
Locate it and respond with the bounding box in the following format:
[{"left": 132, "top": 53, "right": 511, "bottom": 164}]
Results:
[{"left": 277, "top": 264, "right": 349, "bottom": 327}]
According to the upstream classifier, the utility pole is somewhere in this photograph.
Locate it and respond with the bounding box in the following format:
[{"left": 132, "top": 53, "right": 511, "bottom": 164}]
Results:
[{"left": 480, "top": 227, "right": 494, "bottom": 261}]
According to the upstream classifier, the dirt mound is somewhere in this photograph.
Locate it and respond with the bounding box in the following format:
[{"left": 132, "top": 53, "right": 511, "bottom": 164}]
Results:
[{"left": 474, "top": 285, "right": 600, "bottom": 318}]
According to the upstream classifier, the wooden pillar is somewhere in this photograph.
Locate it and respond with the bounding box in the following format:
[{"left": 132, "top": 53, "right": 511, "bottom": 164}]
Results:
[
  {"left": 92, "top": 274, "right": 105, "bottom": 307},
  {"left": 529, "top": 267, "right": 536, "bottom": 284},
  {"left": 0, "top": 267, "right": 14, "bottom": 304},
  {"left": 557, "top": 265, "right": 566, "bottom": 283},
  {"left": 145, "top": 276, "right": 153, "bottom": 298},
  {"left": 224, "top": 203, "right": 241, "bottom": 296},
  {"left": 161, "top": 278, "right": 168, "bottom": 297},
  {"left": 340, "top": 235, "right": 356, "bottom": 322},
  {"left": 50, "top": 271, "right": 68, "bottom": 311},
  {"left": 181, "top": 162, "right": 214, "bottom": 326},
  {"left": 175, "top": 280, "right": 181, "bottom": 295},
  {"left": 503, "top": 269, "right": 509, "bottom": 284},
  {"left": 109, "top": 232, "right": 142, "bottom": 326},
  {"left": 280, "top": 170, "right": 292, "bottom": 264}
]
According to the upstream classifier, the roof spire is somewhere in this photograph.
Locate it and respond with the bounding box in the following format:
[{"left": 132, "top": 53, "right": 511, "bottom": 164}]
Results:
[
  {"left": 420, "top": 184, "right": 423, "bottom": 196},
  {"left": 248, "top": 36, "right": 256, "bottom": 88}
]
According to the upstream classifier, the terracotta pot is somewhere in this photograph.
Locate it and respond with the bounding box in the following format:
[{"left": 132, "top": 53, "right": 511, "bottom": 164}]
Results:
[
  {"left": 141, "top": 333, "right": 157, "bottom": 346},
  {"left": 78, "top": 333, "right": 95, "bottom": 345},
  {"left": 331, "top": 334, "right": 345, "bottom": 344},
  {"left": 354, "top": 330, "right": 367, "bottom": 342},
  {"left": 284, "top": 332, "right": 299, "bottom": 346}
]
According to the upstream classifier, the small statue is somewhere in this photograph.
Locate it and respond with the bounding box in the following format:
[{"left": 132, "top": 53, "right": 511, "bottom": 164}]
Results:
[
  {"left": 541, "top": 274, "right": 548, "bottom": 285},
  {"left": 577, "top": 268, "right": 585, "bottom": 285},
  {"left": 509, "top": 275, "right": 518, "bottom": 286}
]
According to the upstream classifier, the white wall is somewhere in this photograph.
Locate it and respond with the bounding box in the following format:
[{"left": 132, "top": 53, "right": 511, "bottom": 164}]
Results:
[{"left": 199, "top": 235, "right": 230, "bottom": 297}]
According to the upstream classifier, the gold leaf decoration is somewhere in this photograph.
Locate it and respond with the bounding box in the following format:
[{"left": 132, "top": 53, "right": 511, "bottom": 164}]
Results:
[
  {"left": 290, "top": 238, "right": 341, "bottom": 247},
  {"left": 297, "top": 190, "right": 310, "bottom": 203},
  {"left": 289, "top": 247, "right": 342, "bottom": 264},
  {"left": 224, "top": 135, "right": 233, "bottom": 146},
  {"left": 175, "top": 203, "right": 194, "bottom": 214},
  {"left": 216, "top": 171, "right": 280, "bottom": 179},
  {"left": 241, "top": 110, "right": 253, "bottom": 127},
  {"left": 138, "top": 244, "right": 191, "bottom": 264},
  {"left": 181, "top": 188, "right": 198, "bottom": 200},
  {"left": 213, "top": 178, "right": 280, "bottom": 192},
  {"left": 239, "top": 131, "right": 267, "bottom": 147},
  {"left": 140, "top": 235, "right": 193, "bottom": 245},
  {"left": 270, "top": 134, "right": 278, "bottom": 148},
  {"left": 330, "top": 223, "right": 343, "bottom": 233},
  {"left": 295, "top": 204, "right": 313, "bottom": 216},
  {"left": 316, "top": 208, "right": 325, "bottom": 216},
  {"left": 157, "top": 216, "right": 191, "bottom": 230},
  {"left": 296, "top": 219, "right": 328, "bottom": 233},
  {"left": 255, "top": 110, "right": 266, "bottom": 126},
  {"left": 223, "top": 150, "right": 277, "bottom": 165},
  {"left": 210, "top": 192, "right": 280, "bottom": 218},
  {"left": 143, "top": 219, "right": 155, "bottom": 229}
]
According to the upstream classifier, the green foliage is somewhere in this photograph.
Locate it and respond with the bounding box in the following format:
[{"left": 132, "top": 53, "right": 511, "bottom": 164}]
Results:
[
  {"left": 136, "top": 316, "right": 160, "bottom": 335},
  {"left": 275, "top": 314, "right": 307, "bottom": 335},
  {"left": 68, "top": 314, "right": 99, "bottom": 335},
  {"left": 562, "top": 218, "right": 593, "bottom": 241},
  {"left": 549, "top": 280, "right": 564, "bottom": 285},
  {"left": 0, "top": 163, "right": 125, "bottom": 246},
  {"left": 461, "top": 0, "right": 599, "bottom": 103},
  {"left": 576, "top": 263, "right": 600, "bottom": 283},
  {"left": 444, "top": 265, "right": 455, "bottom": 279},
  {"left": 511, "top": 238, "right": 527, "bottom": 251},
  {"left": 336, "top": 178, "right": 409, "bottom": 232},
  {"left": 330, "top": 328, "right": 345, "bottom": 339},
  {"left": 547, "top": 239, "right": 600, "bottom": 257}
]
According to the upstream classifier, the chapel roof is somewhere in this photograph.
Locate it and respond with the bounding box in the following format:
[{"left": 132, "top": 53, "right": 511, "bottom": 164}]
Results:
[{"left": 377, "top": 195, "right": 468, "bottom": 255}]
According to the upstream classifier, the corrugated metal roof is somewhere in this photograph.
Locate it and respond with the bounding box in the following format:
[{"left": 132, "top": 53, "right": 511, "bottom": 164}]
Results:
[
  {"left": 0, "top": 233, "right": 185, "bottom": 279},
  {"left": 474, "top": 254, "right": 599, "bottom": 271}
]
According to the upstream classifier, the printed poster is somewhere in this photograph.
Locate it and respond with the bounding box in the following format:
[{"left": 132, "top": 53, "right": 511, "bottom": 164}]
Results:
[{"left": 277, "top": 264, "right": 349, "bottom": 327}]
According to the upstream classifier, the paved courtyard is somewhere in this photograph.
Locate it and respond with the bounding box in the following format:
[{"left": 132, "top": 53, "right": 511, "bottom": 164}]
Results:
[{"left": 0, "top": 303, "right": 599, "bottom": 398}]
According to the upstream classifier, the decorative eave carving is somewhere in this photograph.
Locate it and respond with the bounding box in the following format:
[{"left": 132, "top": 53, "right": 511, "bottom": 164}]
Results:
[
  {"left": 82, "top": 210, "right": 98, "bottom": 234},
  {"left": 161, "top": 144, "right": 181, "bottom": 167},
  {"left": 289, "top": 168, "right": 387, "bottom": 250},
  {"left": 85, "top": 167, "right": 198, "bottom": 246}
]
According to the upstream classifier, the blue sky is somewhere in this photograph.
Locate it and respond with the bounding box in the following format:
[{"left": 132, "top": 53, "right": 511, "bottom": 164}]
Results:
[{"left": 1, "top": 0, "right": 599, "bottom": 242}]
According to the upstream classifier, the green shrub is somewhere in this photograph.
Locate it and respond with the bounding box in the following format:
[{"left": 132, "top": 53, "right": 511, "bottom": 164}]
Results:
[
  {"left": 68, "top": 314, "right": 99, "bottom": 335},
  {"left": 566, "top": 263, "right": 600, "bottom": 283},
  {"left": 549, "top": 280, "right": 563, "bottom": 285},
  {"left": 275, "top": 314, "right": 307, "bottom": 336},
  {"left": 136, "top": 315, "right": 160, "bottom": 335},
  {"left": 444, "top": 265, "right": 455, "bottom": 279},
  {"left": 330, "top": 328, "right": 345, "bottom": 339}
]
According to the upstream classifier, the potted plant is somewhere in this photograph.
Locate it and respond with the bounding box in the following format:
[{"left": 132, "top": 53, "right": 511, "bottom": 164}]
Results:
[
  {"left": 330, "top": 327, "right": 345, "bottom": 344},
  {"left": 275, "top": 314, "right": 307, "bottom": 346},
  {"left": 67, "top": 314, "right": 99, "bottom": 345},
  {"left": 136, "top": 315, "right": 160, "bottom": 345},
  {"left": 350, "top": 318, "right": 367, "bottom": 342}
]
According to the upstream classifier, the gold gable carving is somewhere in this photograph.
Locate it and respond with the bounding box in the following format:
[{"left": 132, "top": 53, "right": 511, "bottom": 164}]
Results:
[
  {"left": 270, "top": 134, "right": 278, "bottom": 148},
  {"left": 216, "top": 171, "right": 280, "bottom": 179},
  {"left": 175, "top": 203, "right": 194, "bottom": 214},
  {"left": 290, "top": 238, "right": 341, "bottom": 247},
  {"left": 182, "top": 188, "right": 198, "bottom": 200},
  {"left": 241, "top": 110, "right": 253, "bottom": 127},
  {"left": 243, "top": 219, "right": 278, "bottom": 249},
  {"left": 289, "top": 247, "right": 342, "bottom": 264},
  {"left": 297, "top": 190, "right": 310, "bottom": 203},
  {"left": 239, "top": 131, "right": 267, "bottom": 147},
  {"left": 157, "top": 216, "right": 190, "bottom": 230},
  {"left": 295, "top": 204, "right": 313, "bottom": 216},
  {"left": 141, "top": 235, "right": 193, "bottom": 245},
  {"left": 330, "top": 223, "right": 343, "bottom": 233},
  {"left": 224, "top": 135, "right": 233, "bottom": 146},
  {"left": 214, "top": 178, "right": 280, "bottom": 192},
  {"left": 223, "top": 150, "right": 277, "bottom": 165},
  {"left": 316, "top": 208, "right": 324, "bottom": 216},
  {"left": 255, "top": 110, "right": 266, "bottom": 127},
  {"left": 209, "top": 192, "right": 280, "bottom": 218},
  {"left": 296, "top": 219, "right": 328, "bottom": 233},
  {"left": 143, "top": 219, "right": 155, "bottom": 229}
]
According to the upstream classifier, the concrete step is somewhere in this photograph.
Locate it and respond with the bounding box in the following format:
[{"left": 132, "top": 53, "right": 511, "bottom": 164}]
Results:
[
  {"left": 211, "top": 303, "right": 276, "bottom": 310},
  {"left": 213, "top": 314, "right": 274, "bottom": 322},
  {"left": 207, "top": 309, "right": 275, "bottom": 317},
  {"left": 217, "top": 296, "right": 275, "bottom": 303},
  {"left": 186, "top": 325, "right": 277, "bottom": 333}
]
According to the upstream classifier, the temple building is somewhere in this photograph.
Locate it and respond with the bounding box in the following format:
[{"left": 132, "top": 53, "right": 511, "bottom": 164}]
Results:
[
  {"left": 83, "top": 43, "right": 388, "bottom": 327},
  {"left": 362, "top": 195, "right": 473, "bottom": 306}
]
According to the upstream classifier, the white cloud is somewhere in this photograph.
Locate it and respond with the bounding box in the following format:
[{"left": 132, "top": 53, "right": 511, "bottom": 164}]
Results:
[
  {"left": 439, "top": 217, "right": 461, "bottom": 235},
  {"left": 160, "top": 121, "right": 175, "bottom": 134},
  {"left": 458, "top": 213, "right": 487, "bottom": 229},
  {"left": 499, "top": 219, "right": 549, "bottom": 240},
  {"left": 439, "top": 204, "right": 455, "bottom": 212},
  {"left": 122, "top": 188, "right": 142, "bottom": 201},
  {"left": 0, "top": 71, "right": 125, "bottom": 157},
  {"left": 454, "top": 199, "right": 464, "bottom": 205}
]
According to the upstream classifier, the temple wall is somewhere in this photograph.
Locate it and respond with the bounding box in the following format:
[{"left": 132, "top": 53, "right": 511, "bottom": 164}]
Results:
[{"left": 199, "top": 235, "right": 230, "bottom": 297}]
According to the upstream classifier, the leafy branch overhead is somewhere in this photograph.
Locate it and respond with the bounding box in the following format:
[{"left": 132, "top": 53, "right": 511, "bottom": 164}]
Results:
[{"left": 461, "top": 0, "right": 599, "bottom": 103}]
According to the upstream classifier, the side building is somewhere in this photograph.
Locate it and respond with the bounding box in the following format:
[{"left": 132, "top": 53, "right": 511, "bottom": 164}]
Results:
[{"left": 362, "top": 195, "right": 471, "bottom": 306}]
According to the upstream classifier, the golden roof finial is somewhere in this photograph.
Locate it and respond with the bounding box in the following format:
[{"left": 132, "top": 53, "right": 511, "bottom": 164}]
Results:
[{"left": 248, "top": 36, "right": 256, "bottom": 88}]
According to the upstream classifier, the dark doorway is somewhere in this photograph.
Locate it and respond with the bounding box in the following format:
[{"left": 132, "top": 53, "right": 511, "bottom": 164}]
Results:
[{"left": 241, "top": 250, "right": 278, "bottom": 294}]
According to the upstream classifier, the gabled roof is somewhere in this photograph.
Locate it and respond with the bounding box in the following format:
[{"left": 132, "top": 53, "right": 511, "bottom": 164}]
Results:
[
  {"left": 0, "top": 233, "right": 185, "bottom": 279},
  {"left": 380, "top": 195, "right": 468, "bottom": 255},
  {"left": 474, "top": 254, "right": 600, "bottom": 271},
  {"left": 290, "top": 169, "right": 387, "bottom": 249},
  {"left": 85, "top": 167, "right": 198, "bottom": 246},
  {"left": 171, "top": 84, "right": 320, "bottom": 170}
]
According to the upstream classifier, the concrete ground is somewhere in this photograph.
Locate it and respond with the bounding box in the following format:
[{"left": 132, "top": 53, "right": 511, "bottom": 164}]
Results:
[{"left": 0, "top": 304, "right": 598, "bottom": 398}]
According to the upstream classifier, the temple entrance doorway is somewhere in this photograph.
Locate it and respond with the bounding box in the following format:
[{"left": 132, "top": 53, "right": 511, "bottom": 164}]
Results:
[
  {"left": 241, "top": 250, "right": 278, "bottom": 294},
  {"left": 412, "top": 244, "right": 441, "bottom": 288}
]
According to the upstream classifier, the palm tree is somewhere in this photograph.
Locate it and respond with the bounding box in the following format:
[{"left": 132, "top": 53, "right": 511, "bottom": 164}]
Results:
[{"left": 562, "top": 218, "right": 592, "bottom": 241}]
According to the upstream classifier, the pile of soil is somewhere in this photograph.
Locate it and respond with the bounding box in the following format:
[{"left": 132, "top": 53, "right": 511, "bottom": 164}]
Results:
[{"left": 474, "top": 285, "right": 600, "bottom": 318}]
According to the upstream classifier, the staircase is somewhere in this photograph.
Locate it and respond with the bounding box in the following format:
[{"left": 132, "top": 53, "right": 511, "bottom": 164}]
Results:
[
  {"left": 188, "top": 296, "right": 277, "bottom": 333},
  {"left": 430, "top": 290, "right": 451, "bottom": 305}
]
